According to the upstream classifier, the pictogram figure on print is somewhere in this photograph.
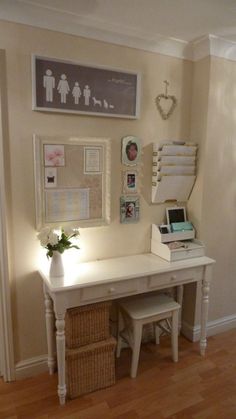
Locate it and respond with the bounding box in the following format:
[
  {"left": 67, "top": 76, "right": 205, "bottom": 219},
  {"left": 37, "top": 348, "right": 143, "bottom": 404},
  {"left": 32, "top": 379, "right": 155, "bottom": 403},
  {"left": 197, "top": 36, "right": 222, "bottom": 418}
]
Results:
[
  {"left": 83, "top": 85, "right": 91, "bottom": 106},
  {"left": 43, "top": 69, "right": 55, "bottom": 102},
  {"left": 57, "top": 74, "right": 70, "bottom": 103},
  {"left": 92, "top": 97, "right": 102, "bottom": 107},
  {"left": 72, "top": 82, "right": 82, "bottom": 105}
]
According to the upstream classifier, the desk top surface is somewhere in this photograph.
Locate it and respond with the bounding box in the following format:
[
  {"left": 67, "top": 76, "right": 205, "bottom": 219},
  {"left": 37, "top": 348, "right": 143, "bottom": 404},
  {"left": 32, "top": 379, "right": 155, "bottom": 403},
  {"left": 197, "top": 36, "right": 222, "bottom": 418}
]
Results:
[{"left": 39, "top": 253, "right": 215, "bottom": 293}]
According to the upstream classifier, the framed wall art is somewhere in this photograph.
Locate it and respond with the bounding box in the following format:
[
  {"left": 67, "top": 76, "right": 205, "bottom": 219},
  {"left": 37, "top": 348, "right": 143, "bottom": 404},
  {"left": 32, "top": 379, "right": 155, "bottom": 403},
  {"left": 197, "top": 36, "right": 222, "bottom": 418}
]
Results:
[
  {"left": 120, "top": 195, "right": 140, "bottom": 224},
  {"left": 121, "top": 136, "right": 141, "bottom": 165},
  {"left": 32, "top": 55, "right": 141, "bottom": 119},
  {"left": 122, "top": 170, "right": 138, "bottom": 194},
  {"left": 33, "top": 135, "right": 111, "bottom": 229}
]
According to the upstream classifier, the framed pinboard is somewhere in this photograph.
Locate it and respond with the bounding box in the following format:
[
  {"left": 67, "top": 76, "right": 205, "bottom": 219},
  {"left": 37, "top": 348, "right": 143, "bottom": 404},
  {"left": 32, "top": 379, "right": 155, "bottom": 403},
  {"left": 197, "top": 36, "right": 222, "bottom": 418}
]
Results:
[
  {"left": 32, "top": 55, "right": 141, "bottom": 119},
  {"left": 33, "top": 135, "right": 111, "bottom": 230}
]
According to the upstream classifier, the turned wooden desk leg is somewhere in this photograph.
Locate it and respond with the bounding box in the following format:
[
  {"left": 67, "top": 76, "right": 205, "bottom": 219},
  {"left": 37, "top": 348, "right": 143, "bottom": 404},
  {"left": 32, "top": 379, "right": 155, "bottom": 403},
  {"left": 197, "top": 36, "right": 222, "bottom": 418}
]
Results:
[
  {"left": 44, "top": 292, "right": 56, "bottom": 375},
  {"left": 55, "top": 311, "right": 66, "bottom": 405},
  {"left": 200, "top": 265, "right": 211, "bottom": 356}
]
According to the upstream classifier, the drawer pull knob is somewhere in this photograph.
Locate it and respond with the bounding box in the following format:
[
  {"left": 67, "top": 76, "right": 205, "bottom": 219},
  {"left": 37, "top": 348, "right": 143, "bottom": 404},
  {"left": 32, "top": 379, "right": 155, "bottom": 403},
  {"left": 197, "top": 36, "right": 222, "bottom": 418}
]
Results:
[
  {"left": 108, "top": 287, "right": 115, "bottom": 293},
  {"left": 171, "top": 275, "right": 177, "bottom": 281}
]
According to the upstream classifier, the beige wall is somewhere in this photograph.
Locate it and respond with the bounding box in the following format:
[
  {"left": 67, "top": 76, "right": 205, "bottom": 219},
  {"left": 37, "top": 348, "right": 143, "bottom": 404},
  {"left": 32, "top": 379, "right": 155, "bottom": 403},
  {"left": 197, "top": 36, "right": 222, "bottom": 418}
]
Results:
[
  {"left": 3, "top": 20, "right": 236, "bottom": 368},
  {"left": 200, "top": 56, "right": 236, "bottom": 320},
  {"left": 183, "top": 57, "right": 211, "bottom": 326},
  {"left": 188, "top": 57, "right": 211, "bottom": 235},
  {"left": 0, "top": 21, "right": 193, "bottom": 363},
  {"left": 187, "top": 55, "right": 236, "bottom": 327}
]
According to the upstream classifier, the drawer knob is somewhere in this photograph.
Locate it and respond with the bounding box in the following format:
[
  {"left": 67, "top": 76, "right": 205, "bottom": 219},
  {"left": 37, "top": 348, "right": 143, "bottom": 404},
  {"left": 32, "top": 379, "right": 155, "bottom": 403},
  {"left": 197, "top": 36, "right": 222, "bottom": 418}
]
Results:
[
  {"left": 171, "top": 275, "right": 177, "bottom": 281},
  {"left": 108, "top": 287, "right": 115, "bottom": 293}
]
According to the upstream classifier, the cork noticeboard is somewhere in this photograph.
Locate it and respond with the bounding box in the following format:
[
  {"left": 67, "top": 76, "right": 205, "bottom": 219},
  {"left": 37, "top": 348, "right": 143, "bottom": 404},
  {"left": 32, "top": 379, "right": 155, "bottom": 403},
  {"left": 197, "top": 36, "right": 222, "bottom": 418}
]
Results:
[{"left": 33, "top": 135, "right": 111, "bottom": 230}]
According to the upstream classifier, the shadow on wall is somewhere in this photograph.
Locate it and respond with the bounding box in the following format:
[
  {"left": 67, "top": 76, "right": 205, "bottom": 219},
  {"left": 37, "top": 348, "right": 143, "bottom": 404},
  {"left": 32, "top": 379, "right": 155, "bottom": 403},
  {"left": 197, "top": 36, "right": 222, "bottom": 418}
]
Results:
[
  {"left": 12, "top": 271, "right": 47, "bottom": 363},
  {"left": 141, "top": 143, "right": 153, "bottom": 205},
  {"left": 179, "top": 61, "right": 193, "bottom": 140}
]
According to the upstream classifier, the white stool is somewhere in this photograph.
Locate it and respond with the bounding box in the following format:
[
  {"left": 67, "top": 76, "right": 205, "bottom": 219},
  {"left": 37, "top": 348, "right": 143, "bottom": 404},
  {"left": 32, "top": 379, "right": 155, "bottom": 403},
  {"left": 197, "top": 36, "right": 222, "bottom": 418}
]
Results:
[{"left": 116, "top": 293, "right": 180, "bottom": 378}]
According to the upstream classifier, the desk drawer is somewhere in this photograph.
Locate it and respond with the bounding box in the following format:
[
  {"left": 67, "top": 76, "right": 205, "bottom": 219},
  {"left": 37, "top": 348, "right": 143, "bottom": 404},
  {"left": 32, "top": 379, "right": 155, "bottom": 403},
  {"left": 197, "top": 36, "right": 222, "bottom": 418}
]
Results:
[
  {"left": 81, "top": 279, "right": 138, "bottom": 303},
  {"left": 148, "top": 267, "right": 203, "bottom": 289}
]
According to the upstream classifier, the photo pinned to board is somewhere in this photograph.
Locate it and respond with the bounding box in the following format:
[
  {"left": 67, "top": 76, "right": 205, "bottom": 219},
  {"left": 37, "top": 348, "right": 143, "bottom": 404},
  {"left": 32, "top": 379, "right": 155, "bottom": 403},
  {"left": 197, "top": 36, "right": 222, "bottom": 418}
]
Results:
[
  {"left": 45, "top": 167, "right": 57, "bottom": 188},
  {"left": 44, "top": 144, "right": 65, "bottom": 167},
  {"left": 120, "top": 195, "right": 140, "bottom": 224},
  {"left": 121, "top": 136, "right": 141, "bottom": 166}
]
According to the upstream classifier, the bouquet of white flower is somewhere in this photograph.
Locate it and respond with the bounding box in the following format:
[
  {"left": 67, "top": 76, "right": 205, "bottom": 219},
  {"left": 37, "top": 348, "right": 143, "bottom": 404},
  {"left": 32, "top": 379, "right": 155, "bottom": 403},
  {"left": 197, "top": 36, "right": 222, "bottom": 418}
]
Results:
[{"left": 37, "top": 227, "right": 80, "bottom": 258}]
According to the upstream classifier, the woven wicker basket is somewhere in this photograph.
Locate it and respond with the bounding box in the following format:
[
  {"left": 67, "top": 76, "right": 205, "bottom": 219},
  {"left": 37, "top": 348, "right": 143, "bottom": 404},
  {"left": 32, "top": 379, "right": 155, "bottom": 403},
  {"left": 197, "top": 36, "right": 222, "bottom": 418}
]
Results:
[
  {"left": 65, "top": 302, "right": 111, "bottom": 348},
  {"left": 66, "top": 337, "right": 116, "bottom": 398}
]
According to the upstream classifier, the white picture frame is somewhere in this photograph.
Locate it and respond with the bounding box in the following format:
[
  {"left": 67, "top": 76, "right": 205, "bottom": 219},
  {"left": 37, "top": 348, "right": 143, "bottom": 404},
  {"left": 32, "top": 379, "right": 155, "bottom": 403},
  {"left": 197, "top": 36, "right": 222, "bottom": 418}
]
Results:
[
  {"left": 33, "top": 135, "right": 111, "bottom": 229},
  {"left": 122, "top": 170, "right": 138, "bottom": 194},
  {"left": 121, "top": 136, "right": 141, "bottom": 166}
]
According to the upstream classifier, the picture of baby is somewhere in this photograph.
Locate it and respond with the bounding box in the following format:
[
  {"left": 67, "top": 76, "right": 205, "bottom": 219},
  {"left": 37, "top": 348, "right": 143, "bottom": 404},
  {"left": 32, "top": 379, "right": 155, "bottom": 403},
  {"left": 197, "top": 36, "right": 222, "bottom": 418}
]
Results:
[
  {"left": 122, "top": 136, "right": 141, "bottom": 166},
  {"left": 120, "top": 195, "right": 140, "bottom": 224},
  {"left": 125, "top": 202, "right": 135, "bottom": 217},
  {"left": 127, "top": 173, "right": 136, "bottom": 189},
  {"left": 126, "top": 141, "right": 138, "bottom": 161}
]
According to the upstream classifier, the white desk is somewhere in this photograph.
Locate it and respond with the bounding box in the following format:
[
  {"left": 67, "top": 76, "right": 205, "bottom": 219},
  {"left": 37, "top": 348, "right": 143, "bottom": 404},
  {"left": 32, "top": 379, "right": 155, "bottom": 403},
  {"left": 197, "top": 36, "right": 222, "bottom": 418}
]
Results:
[{"left": 39, "top": 253, "right": 215, "bottom": 405}]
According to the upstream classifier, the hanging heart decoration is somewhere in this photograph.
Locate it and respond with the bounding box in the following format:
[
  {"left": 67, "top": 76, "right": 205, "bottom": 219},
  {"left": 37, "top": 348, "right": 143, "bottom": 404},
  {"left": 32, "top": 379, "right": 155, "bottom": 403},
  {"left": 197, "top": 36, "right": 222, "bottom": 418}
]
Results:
[
  {"left": 155, "top": 80, "right": 177, "bottom": 120},
  {"left": 155, "top": 93, "right": 177, "bottom": 120}
]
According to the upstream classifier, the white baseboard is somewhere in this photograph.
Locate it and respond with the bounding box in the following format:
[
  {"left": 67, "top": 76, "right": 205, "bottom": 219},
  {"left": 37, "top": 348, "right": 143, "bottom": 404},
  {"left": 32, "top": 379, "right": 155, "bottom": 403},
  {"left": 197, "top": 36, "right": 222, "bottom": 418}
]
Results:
[
  {"left": 182, "top": 313, "right": 236, "bottom": 342},
  {"left": 15, "top": 354, "right": 48, "bottom": 380},
  {"left": 14, "top": 314, "right": 236, "bottom": 379}
]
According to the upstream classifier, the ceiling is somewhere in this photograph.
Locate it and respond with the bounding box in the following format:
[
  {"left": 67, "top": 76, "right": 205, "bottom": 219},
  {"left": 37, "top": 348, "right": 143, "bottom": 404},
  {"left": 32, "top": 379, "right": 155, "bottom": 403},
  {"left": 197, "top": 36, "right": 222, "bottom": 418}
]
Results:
[{"left": 1, "top": 0, "right": 236, "bottom": 58}]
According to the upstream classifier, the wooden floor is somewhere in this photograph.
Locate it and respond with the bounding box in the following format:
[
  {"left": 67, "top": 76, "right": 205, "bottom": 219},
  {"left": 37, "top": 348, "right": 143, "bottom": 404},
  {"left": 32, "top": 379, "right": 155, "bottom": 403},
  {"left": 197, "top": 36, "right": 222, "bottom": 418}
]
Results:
[{"left": 1, "top": 329, "right": 236, "bottom": 419}]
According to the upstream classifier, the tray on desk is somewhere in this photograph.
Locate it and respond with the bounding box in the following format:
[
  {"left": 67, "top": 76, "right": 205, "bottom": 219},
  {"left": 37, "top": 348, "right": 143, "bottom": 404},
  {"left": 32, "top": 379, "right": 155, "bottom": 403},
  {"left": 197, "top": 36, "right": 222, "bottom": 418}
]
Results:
[
  {"left": 152, "top": 223, "right": 195, "bottom": 243},
  {"left": 151, "top": 239, "right": 205, "bottom": 261}
]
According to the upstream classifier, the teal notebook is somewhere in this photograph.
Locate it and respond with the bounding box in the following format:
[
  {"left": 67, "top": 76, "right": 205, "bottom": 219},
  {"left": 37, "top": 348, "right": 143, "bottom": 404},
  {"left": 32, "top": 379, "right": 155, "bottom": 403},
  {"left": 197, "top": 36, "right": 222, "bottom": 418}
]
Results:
[{"left": 171, "top": 221, "right": 193, "bottom": 232}]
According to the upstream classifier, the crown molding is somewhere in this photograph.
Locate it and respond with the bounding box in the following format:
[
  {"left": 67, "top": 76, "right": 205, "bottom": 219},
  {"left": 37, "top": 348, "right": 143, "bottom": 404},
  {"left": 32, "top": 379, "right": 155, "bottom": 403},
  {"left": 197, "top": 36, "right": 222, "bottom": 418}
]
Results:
[
  {"left": 0, "top": 0, "right": 193, "bottom": 60},
  {"left": 192, "top": 34, "right": 236, "bottom": 62},
  {"left": 191, "top": 36, "right": 211, "bottom": 62},
  {"left": 1, "top": 2, "right": 236, "bottom": 62},
  {"left": 209, "top": 34, "right": 236, "bottom": 62}
]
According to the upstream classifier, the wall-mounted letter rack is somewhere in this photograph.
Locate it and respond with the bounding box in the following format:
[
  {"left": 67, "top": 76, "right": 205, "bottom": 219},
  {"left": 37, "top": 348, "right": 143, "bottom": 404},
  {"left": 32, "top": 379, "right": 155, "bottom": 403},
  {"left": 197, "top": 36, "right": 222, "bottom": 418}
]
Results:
[{"left": 152, "top": 141, "right": 198, "bottom": 203}]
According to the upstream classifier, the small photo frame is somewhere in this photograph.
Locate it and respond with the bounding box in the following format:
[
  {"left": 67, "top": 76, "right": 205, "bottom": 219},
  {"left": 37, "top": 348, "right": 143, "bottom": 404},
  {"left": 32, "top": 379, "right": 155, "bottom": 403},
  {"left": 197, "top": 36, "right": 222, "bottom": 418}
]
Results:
[
  {"left": 166, "top": 206, "right": 186, "bottom": 225},
  {"left": 45, "top": 168, "right": 57, "bottom": 188},
  {"left": 120, "top": 195, "right": 140, "bottom": 224},
  {"left": 122, "top": 170, "right": 138, "bottom": 194},
  {"left": 44, "top": 144, "right": 65, "bottom": 167},
  {"left": 121, "top": 136, "right": 141, "bottom": 165}
]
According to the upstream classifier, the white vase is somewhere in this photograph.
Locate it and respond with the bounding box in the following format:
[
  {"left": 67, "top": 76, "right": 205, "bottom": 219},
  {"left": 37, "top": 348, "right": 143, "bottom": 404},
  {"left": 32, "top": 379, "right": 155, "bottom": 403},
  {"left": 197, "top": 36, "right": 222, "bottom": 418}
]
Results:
[{"left": 49, "top": 251, "right": 64, "bottom": 277}]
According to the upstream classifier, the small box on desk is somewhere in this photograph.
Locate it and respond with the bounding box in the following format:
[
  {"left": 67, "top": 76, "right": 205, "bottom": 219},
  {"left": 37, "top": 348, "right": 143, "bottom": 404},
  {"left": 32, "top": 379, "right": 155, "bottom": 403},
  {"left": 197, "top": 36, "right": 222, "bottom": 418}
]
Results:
[
  {"left": 152, "top": 223, "right": 195, "bottom": 244},
  {"left": 66, "top": 337, "right": 116, "bottom": 398},
  {"left": 151, "top": 238, "right": 205, "bottom": 261}
]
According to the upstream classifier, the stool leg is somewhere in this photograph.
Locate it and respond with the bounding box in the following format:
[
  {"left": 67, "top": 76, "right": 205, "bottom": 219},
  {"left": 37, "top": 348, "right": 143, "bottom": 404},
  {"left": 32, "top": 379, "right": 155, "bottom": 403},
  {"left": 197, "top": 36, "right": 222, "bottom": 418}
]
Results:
[
  {"left": 131, "top": 321, "right": 142, "bottom": 378},
  {"left": 116, "top": 310, "right": 123, "bottom": 358},
  {"left": 154, "top": 323, "right": 160, "bottom": 344},
  {"left": 176, "top": 285, "right": 184, "bottom": 335},
  {"left": 171, "top": 310, "right": 179, "bottom": 362}
]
